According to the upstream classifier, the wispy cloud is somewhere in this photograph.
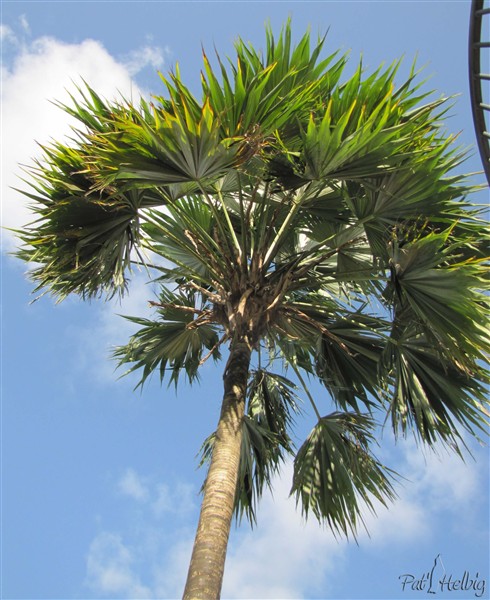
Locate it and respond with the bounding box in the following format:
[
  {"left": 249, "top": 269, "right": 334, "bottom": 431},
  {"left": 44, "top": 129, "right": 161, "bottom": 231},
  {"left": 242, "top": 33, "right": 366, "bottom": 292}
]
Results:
[
  {"left": 0, "top": 23, "right": 18, "bottom": 45},
  {"left": 116, "top": 467, "right": 196, "bottom": 518},
  {"left": 86, "top": 532, "right": 153, "bottom": 599},
  {"left": 223, "top": 438, "right": 488, "bottom": 598},
  {"left": 152, "top": 481, "right": 195, "bottom": 519},
  {"left": 222, "top": 465, "right": 345, "bottom": 599},
  {"left": 1, "top": 31, "right": 147, "bottom": 253},
  {"left": 118, "top": 468, "right": 150, "bottom": 502},
  {"left": 402, "top": 440, "right": 480, "bottom": 510},
  {"left": 85, "top": 468, "right": 198, "bottom": 598},
  {"left": 123, "top": 44, "right": 168, "bottom": 76},
  {"left": 19, "top": 14, "right": 30, "bottom": 35},
  {"left": 84, "top": 443, "right": 488, "bottom": 599},
  {"left": 65, "top": 272, "right": 158, "bottom": 385}
]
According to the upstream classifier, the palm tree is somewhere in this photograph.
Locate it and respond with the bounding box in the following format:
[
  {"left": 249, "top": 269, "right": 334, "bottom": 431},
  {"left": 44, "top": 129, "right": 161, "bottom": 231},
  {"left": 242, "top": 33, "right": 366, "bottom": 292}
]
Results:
[{"left": 16, "top": 22, "right": 489, "bottom": 599}]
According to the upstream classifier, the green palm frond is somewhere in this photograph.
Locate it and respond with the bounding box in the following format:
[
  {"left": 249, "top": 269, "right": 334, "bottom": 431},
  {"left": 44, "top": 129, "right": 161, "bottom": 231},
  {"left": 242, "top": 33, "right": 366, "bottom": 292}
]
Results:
[
  {"left": 142, "top": 203, "right": 226, "bottom": 285},
  {"left": 197, "top": 420, "right": 281, "bottom": 526},
  {"left": 314, "top": 314, "right": 386, "bottom": 411},
  {"left": 14, "top": 145, "right": 161, "bottom": 298},
  {"left": 271, "top": 293, "right": 386, "bottom": 411},
  {"left": 291, "top": 412, "right": 397, "bottom": 538},
  {"left": 386, "top": 231, "right": 490, "bottom": 366},
  {"left": 247, "top": 369, "right": 301, "bottom": 441},
  {"left": 234, "top": 369, "right": 301, "bottom": 524},
  {"left": 105, "top": 97, "right": 240, "bottom": 187},
  {"left": 279, "top": 60, "right": 443, "bottom": 183},
  {"left": 62, "top": 83, "right": 242, "bottom": 190},
  {"left": 198, "top": 369, "right": 301, "bottom": 525},
  {"left": 114, "top": 286, "right": 222, "bottom": 387},
  {"left": 200, "top": 22, "right": 346, "bottom": 141},
  {"left": 234, "top": 416, "right": 286, "bottom": 525},
  {"left": 382, "top": 323, "right": 489, "bottom": 449}
]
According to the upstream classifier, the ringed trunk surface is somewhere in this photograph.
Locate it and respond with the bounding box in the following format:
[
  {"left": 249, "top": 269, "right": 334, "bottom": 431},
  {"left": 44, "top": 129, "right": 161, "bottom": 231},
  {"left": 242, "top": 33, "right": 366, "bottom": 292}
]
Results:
[{"left": 183, "top": 336, "right": 252, "bottom": 600}]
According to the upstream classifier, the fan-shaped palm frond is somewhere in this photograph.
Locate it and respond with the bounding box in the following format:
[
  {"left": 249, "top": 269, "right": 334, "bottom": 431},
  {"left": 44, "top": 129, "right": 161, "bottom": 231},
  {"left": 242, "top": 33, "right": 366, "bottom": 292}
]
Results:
[
  {"left": 15, "top": 142, "right": 161, "bottom": 298},
  {"left": 199, "top": 369, "right": 300, "bottom": 524},
  {"left": 386, "top": 232, "right": 489, "bottom": 361},
  {"left": 382, "top": 323, "right": 489, "bottom": 449},
  {"left": 114, "top": 287, "right": 222, "bottom": 387},
  {"left": 291, "top": 412, "right": 398, "bottom": 538}
]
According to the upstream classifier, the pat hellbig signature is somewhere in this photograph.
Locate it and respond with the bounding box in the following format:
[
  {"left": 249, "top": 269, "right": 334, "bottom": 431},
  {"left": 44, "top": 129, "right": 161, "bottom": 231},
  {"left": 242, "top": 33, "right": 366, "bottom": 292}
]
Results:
[{"left": 399, "top": 554, "right": 487, "bottom": 598}]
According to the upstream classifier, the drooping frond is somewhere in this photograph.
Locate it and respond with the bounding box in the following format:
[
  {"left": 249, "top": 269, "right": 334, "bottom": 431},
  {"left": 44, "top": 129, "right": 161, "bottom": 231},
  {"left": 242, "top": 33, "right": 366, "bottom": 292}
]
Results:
[
  {"left": 14, "top": 143, "right": 161, "bottom": 299},
  {"left": 291, "top": 412, "right": 398, "bottom": 538},
  {"left": 114, "top": 286, "right": 222, "bottom": 387},
  {"left": 385, "top": 231, "right": 490, "bottom": 364},
  {"left": 381, "top": 322, "right": 489, "bottom": 449},
  {"left": 199, "top": 369, "right": 301, "bottom": 525}
]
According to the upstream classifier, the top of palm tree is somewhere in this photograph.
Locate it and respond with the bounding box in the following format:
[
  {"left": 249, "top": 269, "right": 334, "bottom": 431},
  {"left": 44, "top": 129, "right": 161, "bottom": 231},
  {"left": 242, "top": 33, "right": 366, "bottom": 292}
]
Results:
[
  {"left": 17, "top": 22, "right": 479, "bottom": 298},
  {"left": 15, "top": 21, "right": 489, "bottom": 534}
]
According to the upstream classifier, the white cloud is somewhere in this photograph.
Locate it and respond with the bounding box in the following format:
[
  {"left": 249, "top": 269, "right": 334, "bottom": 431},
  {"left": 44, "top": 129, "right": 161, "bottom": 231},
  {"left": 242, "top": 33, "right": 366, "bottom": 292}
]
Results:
[
  {"left": 66, "top": 271, "right": 158, "bottom": 385},
  {"left": 0, "top": 29, "right": 170, "bottom": 387},
  {"left": 0, "top": 29, "right": 170, "bottom": 383},
  {"left": 0, "top": 32, "right": 166, "bottom": 254},
  {"left": 84, "top": 440, "right": 487, "bottom": 599},
  {"left": 1, "top": 35, "right": 137, "bottom": 252},
  {"left": 0, "top": 24, "right": 18, "bottom": 45},
  {"left": 152, "top": 481, "right": 196, "bottom": 518},
  {"left": 152, "top": 535, "right": 194, "bottom": 599},
  {"left": 359, "top": 490, "right": 429, "bottom": 552},
  {"left": 19, "top": 14, "right": 30, "bottom": 34},
  {"left": 116, "top": 467, "right": 196, "bottom": 518},
  {"left": 222, "top": 466, "right": 345, "bottom": 599},
  {"left": 85, "top": 532, "right": 153, "bottom": 599},
  {"left": 223, "top": 440, "right": 488, "bottom": 598},
  {"left": 123, "top": 44, "right": 168, "bottom": 76},
  {"left": 402, "top": 441, "right": 480, "bottom": 510},
  {"left": 357, "top": 433, "right": 486, "bottom": 543},
  {"left": 86, "top": 469, "right": 198, "bottom": 598},
  {"left": 118, "top": 468, "right": 150, "bottom": 502}
]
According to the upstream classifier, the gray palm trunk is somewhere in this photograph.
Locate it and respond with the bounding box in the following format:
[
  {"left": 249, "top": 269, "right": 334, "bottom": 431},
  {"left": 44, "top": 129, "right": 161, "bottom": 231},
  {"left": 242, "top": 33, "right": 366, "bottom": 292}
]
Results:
[{"left": 183, "top": 336, "right": 253, "bottom": 599}]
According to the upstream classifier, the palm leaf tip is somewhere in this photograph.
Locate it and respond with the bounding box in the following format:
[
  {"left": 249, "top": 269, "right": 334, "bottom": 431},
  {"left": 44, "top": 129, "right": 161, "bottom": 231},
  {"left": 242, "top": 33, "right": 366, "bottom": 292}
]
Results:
[{"left": 291, "top": 412, "right": 398, "bottom": 538}]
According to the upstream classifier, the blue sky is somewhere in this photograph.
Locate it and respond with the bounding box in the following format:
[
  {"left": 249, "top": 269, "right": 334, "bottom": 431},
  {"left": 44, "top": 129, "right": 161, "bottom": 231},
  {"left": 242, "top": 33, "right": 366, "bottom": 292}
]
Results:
[{"left": 1, "top": 1, "right": 489, "bottom": 599}]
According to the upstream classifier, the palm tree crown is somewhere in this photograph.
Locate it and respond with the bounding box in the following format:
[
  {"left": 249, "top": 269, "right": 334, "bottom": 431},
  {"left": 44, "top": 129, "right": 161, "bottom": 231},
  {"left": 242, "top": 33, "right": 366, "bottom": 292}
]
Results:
[{"left": 16, "top": 22, "right": 489, "bottom": 598}]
